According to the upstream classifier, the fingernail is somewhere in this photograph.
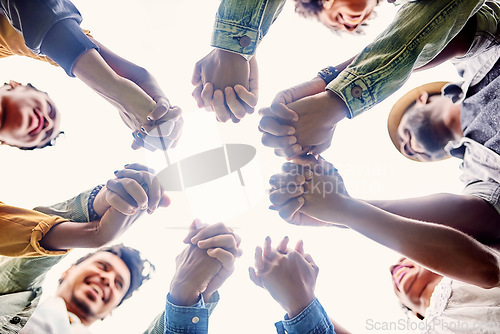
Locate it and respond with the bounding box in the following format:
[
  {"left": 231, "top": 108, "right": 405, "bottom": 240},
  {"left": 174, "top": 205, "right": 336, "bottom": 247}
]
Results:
[
  {"left": 137, "top": 132, "right": 144, "bottom": 139},
  {"left": 140, "top": 127, "right": 146, "bottom": 133},
  {"left": 288, "top": 128, "right": 295, "bottom": 135},
  {"left": 292, "top": 144, "right": 302, "bottom": 153},
  {"left": 265, "top": 236, "right": 270, "bottom": 242},
  {"left": 147, "top": 116, "right": 153, "bottom": 121},
  {"left": 114, "top": 170, "right": 119, "bottom": 174},
  {"left": 129, "top": 207, "right": 137, "bottom": 214},
  {"left": 288, "top": 136, "right": 297, "bottom": 145},
  {"left": 293, "top": 115, "right": 299, "bottom": 122},
  {"left": 124, "top": 164, "right": 129, "bottom": 167},
  {"left": 297, "top": 175, "right": 306, "bottom": 184}
]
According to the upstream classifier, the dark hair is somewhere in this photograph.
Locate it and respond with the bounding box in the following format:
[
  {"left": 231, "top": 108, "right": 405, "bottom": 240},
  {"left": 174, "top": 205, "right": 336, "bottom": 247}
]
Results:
[
  {"left": 293, "top": 0, "right": 324, "bottom": 19},
  {"left": 405, "top": 107, "right": 454, "bottom": 159},
  {"left": 68, "top": 244, "right": 155, "bottom": 305}
]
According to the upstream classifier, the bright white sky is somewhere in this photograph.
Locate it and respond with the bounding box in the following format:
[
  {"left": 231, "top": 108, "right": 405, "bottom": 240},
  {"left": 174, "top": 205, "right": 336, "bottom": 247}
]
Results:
[{"left": 0, "top": 0, "right": 465, "bottom": 333}]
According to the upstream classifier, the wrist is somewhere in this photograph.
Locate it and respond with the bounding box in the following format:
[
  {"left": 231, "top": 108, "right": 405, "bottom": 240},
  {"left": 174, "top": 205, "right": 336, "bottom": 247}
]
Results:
[
  {"left": 170, "top": 281, "right": 201, "bottom": 306},
  {"left": 323, "top": 90, "right": 350, "bottom": 125},
  {"left": 286, "top": 294, "right": 316, "bottom": 319},
  {"left": 88, "top": 185, "right": 106, "bottom": 220}
]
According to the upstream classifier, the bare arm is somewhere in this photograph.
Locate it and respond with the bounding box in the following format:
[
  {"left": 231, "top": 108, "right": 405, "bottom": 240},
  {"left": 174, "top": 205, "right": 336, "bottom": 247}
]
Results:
[{"left": 367, "top": 193, "right": 500, "bottom": 245}]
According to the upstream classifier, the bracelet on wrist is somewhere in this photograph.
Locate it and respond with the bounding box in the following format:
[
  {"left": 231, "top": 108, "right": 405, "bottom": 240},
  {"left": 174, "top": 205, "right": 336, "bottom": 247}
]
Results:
[
  {"left": 317, "top": 66, "right": 339, "bottom": 84},
  {"left": 88, "top": 184, "right": 105, "bottom": 221}
]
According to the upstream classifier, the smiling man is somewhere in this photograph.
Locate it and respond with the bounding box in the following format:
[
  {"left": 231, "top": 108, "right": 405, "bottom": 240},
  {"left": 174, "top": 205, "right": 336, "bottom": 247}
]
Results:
[{"left": 0, "top": 81, "right": 61, "bottom": 150}]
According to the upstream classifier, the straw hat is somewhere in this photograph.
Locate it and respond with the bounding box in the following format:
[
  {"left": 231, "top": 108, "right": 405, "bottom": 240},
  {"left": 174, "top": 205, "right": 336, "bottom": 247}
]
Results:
[{"left": 387, "top": 81, "right": 449, "bottom": 161}]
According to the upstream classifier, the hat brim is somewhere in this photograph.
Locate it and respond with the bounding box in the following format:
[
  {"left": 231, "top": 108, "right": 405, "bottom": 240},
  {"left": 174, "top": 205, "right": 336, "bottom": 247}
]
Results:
[{"left": 387, "top": 81, "right": 449, "bottom": 162}]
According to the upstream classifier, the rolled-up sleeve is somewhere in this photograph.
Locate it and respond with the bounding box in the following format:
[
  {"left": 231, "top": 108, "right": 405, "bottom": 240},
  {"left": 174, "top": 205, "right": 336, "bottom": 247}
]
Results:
[
  {"left": 327, "top": 0, "right": 484, "bottom": 118},
  {"left": 211, "top": 0, "right": 285, "bottom": 59}
]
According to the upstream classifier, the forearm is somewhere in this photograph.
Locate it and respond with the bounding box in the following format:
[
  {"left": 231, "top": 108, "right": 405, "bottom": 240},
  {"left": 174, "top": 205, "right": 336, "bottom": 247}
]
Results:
[
  {"left": 72, "top": 49, "right": 153, "bottom": 107},
  {"left": 335, "top": 198, "right": 500, "bottom": 288},
  {"left": 92, "top": 39, "right": 166, "bottom": 101},
  {"left": 366, "top": 194, "right": 500, "bottom": 244}
]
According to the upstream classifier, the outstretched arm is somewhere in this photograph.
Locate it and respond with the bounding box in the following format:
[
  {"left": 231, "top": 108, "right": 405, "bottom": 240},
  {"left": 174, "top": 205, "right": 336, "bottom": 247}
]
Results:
[{"left": 269, "top": 158, "right": 500, "bottom": 289}]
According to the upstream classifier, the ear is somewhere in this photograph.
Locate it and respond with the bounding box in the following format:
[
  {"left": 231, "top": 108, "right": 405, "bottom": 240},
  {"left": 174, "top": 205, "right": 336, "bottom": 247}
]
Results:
[
  {"left": 417, "top": 91, "right": 429, "bottom": 104},
  {"left": 60, "top": 265, "right": 75, "bottom": 281},
  {"left": 8, "top": 80, "right": 21, "bottom": 88}
]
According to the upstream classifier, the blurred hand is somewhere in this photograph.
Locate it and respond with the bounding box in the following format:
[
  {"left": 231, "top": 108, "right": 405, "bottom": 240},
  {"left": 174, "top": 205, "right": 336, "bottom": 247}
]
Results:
[
  {"left": 170, "top": 221, "right": 242, "bottom": 306},
  {"left": 268, "top": 156, "right": 350, "bottom": 226},
  {"left": 192, "top": 49, "right": 258, "bottom": 122},
  {"left": 249, "top": 236, "right": 319, "bottom": 319}
]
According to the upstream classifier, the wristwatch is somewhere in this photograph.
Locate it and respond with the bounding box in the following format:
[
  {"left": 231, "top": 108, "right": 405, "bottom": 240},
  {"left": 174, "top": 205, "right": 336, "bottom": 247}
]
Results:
[{"left": 317, "top": 66, "right": 339, "bottom": 84}]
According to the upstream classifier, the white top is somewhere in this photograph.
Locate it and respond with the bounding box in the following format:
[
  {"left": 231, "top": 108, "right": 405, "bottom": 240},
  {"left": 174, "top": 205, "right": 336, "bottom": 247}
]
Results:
[{"left": 20, "top": 296, "right": 91, "bottom": 334}]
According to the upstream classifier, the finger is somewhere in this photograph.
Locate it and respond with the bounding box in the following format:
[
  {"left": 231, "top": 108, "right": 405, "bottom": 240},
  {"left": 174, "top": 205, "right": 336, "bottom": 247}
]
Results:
[
  {"left": 183, "top": 219, "right": 206, "bottom": 243},
  {"left": 269, "top": 173, "right": 306, "bottom": 190},
  {"left": 131, "top": 137, "right": 142, "bottom": 150},
  {"left": 207, "top": 248, "right": 235, "bottom": 270},
  {"left": 201, "top": 83, "right": 214, "bottom": 112},
  {"left": 261, "top": 133, "right": 297, "bottom": 151},
  {"left": 132, "top": 132, "right": 157, "bottom": 152},
  {"left": 141, "top": 121, "right": 175, "bottom": 138},
  {"left": 249, "top": 267, "right": 264, "bottom": 288},
  {"left": 269, "top": 185, "right": 304, "bottom": 206},
  {"left": 107, "top": 177, "right": 148, "bottom": 210},
  {"left": 273, "top": 144, "right": 304, "bottom": 158},
  {"left": 122, "top": 163, "right": 155, "bottom": 174},
  {"left": 225, "top": 87, "right": 247, "bottom": 120},
  {"left": 277, "top": 236, "right": 289, "bottom": 254},
  {"left": 105, "top": 189, "right": 138, "bottom": 215},
  {"left": 281, "top": 162, "right": 312, "bottom": 176},
  {"left": 254, "top": 246, "right": 266, "bottom": 271},
  {"left": 212, "top": 89, "right": 231, "bottom": 122},
  {"left": 304, "top": 253, "right": 320, "bottom": 275},
  {"left": 263, "top": 236, "right": 273, "bottom": 259},
  {"left": 269, "top": 102, "right": 299, "bottom": 121},
  {"left": 197, "top": 234, "right": 238, "bottom": 251},
  {"left": 139, "top": 133, "right": 173, "bottom": 151},
  {"left": 143, "top": 172, "right": 163, "bottom": 213},
  {"left": 192, "top": 84, "right": 205, "bottom": 108},
  {"left": 295, "top": 239, "right": 304, "bottom": 255},
  {"left": 147, "top": 98, "right": 171, "bottom": 121},
  {"left": 259, "top": 117, "right": 295, "bottom": 136},
  {"left": 191, "top": 61, "right": 202, "bottom": 86},
  {"left": 234, "top": 85, "right": 258, "bottom": 114},
  {"left": 190, "top": 222, "right": 234, "bottom": 244},
  {"left": 248, "top": 55, "right": 259, "bottom": 98},
  {"left": 278, "top": 197, "right": 305, "bottom": 224}
]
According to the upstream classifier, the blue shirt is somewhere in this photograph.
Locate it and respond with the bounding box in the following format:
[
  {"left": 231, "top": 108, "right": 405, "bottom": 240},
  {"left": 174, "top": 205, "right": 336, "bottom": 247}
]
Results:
[{"left": 275, "top": 299, "right": 336, "bottom": 334}]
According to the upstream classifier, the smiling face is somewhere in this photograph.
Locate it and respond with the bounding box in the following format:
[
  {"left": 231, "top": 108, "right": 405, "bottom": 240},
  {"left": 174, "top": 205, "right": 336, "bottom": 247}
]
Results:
[
  {"left": 0, "top": 81, "right": 61, "bottom": 149},
  {"left": 397, "top": 92, "right": 455, "bottom": 162},
  {"left": 56, "top": 251, "right": 131, "bottom": 326},
  {"left": 318, "top": 0, "right": 378, "bottom": 32},
  {"left": 390, "top": 258, "right": 442, "bottom": 318}
]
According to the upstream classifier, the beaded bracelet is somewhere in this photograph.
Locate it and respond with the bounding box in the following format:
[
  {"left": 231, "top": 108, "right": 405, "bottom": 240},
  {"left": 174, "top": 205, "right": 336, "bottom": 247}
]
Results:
[{"left": 88, "top": 184, "right": 105, "bottom": 221}]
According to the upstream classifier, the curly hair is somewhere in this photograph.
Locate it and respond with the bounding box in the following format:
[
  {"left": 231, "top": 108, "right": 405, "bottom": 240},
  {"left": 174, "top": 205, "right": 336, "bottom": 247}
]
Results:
[{"left": 293, "top": 0, "right": 324, "bottom": 19}]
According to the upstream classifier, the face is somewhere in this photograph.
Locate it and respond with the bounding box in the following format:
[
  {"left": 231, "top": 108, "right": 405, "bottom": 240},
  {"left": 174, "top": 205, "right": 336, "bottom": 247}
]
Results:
[
  {"left": 397, "top": 92, "right": 453, "bottom": 161},
  {"left": 390, "top": 258, "right": 442, "bottom": 318},
  {"left": 0, "top": 81, "right": 61, "bottom": 149},
  {"left": 318, "top": 0, "right": 378, "bottom": 32},
  {"left": 57, "top": 252, "right": 131, "bottom": 325}
]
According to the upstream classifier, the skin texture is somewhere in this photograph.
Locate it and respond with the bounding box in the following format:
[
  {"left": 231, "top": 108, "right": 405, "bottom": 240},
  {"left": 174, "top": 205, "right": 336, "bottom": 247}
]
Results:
[
  {"left": 192, "top": 49, "right": 259, "bottom": 123},
  {"left": 249, "top": 237, "right": 318, "bottom": 319},
  {"left": 268, "top": 156, "right": 500, "bottom": 289},
  {"left": 72, "top": 41, "right": 183, "bottom": 152},
  {"left": 170, "top": 221, "right": 242, "bottom": 306},
  {"left": 0, "top": 81, "right": 61, "bottom": 148},
  {"left": 56, "top": 251, "right": 131, "bottom": 326}
]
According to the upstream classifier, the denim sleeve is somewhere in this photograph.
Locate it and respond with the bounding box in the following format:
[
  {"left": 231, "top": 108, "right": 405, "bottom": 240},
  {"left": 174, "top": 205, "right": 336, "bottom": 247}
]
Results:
[
  {"left": 211, "top": 0, "right": 286, "bottom": 59},
  {"left": 275, "top": 299, "right": 336, "bottom": 334},
  {"left": 33, "top": 187, "right": 93, "bottom": 222},
  {"left": 327, "top": 0, "right": 485, "bottom": 118},
  {"left": 0, "top": 0, "right": 97, "bottom": 76},
  {"left": 160, "top": 292, "right": 219, "bottom": 334}
]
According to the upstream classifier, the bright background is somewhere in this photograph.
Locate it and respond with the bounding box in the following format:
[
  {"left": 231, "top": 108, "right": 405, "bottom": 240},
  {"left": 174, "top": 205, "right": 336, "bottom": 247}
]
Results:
[{"left": 0, "top": 0, "right": 464, "bottom": 333}]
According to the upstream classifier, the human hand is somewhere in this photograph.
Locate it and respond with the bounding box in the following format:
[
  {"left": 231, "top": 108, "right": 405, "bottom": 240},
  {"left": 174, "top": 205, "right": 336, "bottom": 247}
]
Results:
[
  {"left": 268, "top": 156, "right": 351, "bottom": 226},
  {"left": 170, "top": 221, "right": 242, "bottom": 306},
  {"left": 131, "top": 98, "right": 184, "bottom": 151},
  {"left": 260, "top": 88, "right": 347, "bottom": 158},
  {"left": 192, "top": 49, "right": 258, "bottom": 122},
  {"left": 249, "top": 236, "right": 319, "bottom": 319},
  {"left": 93, "top": 163, "right": 170, "bottom": 217}
]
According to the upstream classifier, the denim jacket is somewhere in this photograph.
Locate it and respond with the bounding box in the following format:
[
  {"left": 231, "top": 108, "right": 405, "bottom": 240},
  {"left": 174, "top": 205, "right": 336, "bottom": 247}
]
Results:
[
  {"left": 275, "top": 299, "right": 336, "bottom": 334},
  {"left": 211, "top": 0, "right": 286, "bottom": 59}
]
